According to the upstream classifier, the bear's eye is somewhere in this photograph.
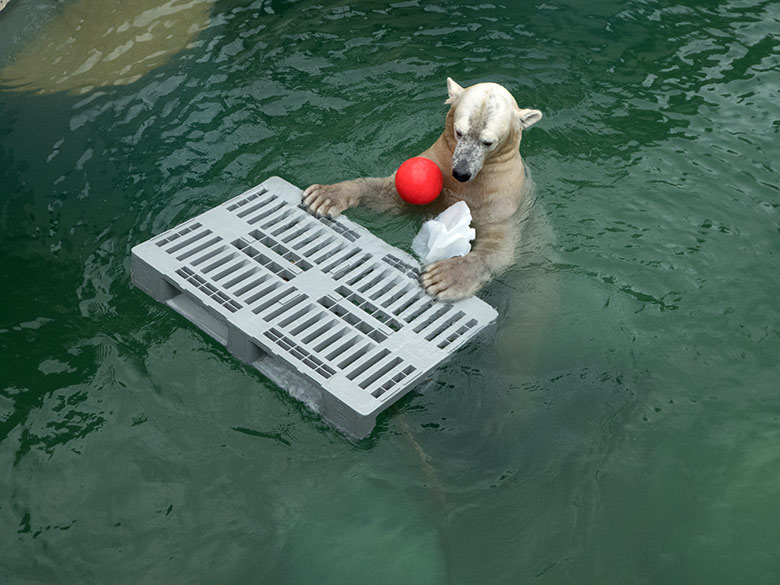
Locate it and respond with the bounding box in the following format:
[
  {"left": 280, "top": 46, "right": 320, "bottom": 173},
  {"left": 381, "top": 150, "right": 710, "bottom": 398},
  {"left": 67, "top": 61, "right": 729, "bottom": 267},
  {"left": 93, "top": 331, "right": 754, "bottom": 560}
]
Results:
[
  {"left": 481, "top": 139, "right": 495, "bottom": 147},
  {"left": 455, "top": 129, "right": 464, "bottom": 139}
]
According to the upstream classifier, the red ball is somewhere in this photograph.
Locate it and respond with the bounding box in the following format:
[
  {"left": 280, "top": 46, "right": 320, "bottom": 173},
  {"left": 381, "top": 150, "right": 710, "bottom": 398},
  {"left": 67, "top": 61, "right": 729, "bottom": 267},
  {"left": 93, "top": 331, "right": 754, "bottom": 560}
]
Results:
[{"left": 394, "top": 157, "right": 443, "bottom": 205}]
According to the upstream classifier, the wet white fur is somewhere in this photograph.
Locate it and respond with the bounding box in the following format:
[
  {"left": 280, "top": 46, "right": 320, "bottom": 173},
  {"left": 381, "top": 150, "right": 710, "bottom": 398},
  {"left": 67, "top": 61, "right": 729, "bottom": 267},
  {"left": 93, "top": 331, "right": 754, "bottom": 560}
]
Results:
[{"left": 303, "top": 78, "right": 542, "bottom": 301}]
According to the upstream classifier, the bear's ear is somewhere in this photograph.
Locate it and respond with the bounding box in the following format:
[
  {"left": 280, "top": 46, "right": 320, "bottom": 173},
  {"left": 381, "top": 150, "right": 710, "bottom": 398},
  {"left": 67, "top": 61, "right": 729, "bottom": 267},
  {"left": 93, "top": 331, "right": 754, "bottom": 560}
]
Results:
[
  {"left": 516, "top": 108, "right": 543, "bottom": 130},
  {"left": 445, "top": 77, "right": 465, "bottom": 105}
]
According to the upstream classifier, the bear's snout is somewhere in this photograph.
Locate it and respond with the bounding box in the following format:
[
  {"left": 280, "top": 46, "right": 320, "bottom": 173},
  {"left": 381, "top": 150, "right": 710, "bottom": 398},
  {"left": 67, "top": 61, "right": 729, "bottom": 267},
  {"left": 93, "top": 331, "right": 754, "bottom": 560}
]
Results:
[{"left": 452, "top": 164, "right": 472, "bottom": 183}]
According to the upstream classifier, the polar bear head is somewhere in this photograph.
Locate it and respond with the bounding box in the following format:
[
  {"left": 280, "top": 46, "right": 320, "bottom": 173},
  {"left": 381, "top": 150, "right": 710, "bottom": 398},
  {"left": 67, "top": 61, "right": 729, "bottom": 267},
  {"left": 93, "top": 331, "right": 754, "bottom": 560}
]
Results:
[{"left": 445, "top": 78, "right": 542, "bottom": 183}]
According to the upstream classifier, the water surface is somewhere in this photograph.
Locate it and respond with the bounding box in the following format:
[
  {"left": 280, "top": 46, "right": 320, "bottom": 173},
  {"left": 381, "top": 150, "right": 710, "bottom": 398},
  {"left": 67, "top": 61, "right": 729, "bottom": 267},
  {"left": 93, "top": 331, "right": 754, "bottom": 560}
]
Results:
[{"left": 1, "top": 1, "right": 779, "bottom": 583}]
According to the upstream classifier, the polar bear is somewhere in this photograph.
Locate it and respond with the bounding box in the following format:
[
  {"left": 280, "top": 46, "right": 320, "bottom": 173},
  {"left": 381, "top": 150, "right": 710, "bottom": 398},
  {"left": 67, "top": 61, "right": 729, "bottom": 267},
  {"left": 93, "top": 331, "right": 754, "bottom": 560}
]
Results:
[{"left": 303, "top": 78, "right": 542, "bottom": 301}]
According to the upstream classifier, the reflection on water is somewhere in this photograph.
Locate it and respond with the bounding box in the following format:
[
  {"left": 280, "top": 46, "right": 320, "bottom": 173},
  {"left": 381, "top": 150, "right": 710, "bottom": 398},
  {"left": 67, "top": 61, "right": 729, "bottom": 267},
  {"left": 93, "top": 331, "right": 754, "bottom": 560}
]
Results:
[{"left": 0, "top": 0, "right": 212, "bottom": 94}]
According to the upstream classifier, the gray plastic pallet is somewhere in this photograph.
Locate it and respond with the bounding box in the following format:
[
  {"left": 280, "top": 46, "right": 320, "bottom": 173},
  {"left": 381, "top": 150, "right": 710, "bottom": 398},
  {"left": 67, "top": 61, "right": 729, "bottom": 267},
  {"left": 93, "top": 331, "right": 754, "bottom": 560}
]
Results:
[{"left": 131, "top": 176, "right": 497, "bottom": 438}]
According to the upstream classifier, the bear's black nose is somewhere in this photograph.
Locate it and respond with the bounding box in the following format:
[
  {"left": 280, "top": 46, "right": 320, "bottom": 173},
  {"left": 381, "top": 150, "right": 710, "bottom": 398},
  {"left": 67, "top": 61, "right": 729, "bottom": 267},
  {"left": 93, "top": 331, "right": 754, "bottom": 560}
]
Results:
[{"left": 452, "top": 168, "right": 471, "bottom": 182}]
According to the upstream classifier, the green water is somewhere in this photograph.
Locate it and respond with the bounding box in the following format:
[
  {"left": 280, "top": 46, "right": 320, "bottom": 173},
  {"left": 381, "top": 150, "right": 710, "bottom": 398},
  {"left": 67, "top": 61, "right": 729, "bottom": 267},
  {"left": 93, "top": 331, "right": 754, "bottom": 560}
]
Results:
[{"left": 2, "top": 0, "right": 779, "bottom": 583}]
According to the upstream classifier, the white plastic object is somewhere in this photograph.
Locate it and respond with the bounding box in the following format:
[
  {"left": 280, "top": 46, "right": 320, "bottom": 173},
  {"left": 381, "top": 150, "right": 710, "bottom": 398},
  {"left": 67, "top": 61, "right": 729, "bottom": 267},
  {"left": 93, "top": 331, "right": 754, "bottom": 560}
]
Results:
[
  {"left": 131, "top": 177, "right": 497, "bottom": 439},
  {"left": 412, "top": 201, "right": 476, "bottom": 264}
]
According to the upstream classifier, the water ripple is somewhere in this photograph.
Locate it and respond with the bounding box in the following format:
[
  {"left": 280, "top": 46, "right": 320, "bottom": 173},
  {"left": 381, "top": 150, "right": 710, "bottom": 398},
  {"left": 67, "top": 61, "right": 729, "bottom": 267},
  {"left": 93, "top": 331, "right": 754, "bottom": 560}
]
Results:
[{"left": 1, "top": 1, "right": 780, "bottom": 583}]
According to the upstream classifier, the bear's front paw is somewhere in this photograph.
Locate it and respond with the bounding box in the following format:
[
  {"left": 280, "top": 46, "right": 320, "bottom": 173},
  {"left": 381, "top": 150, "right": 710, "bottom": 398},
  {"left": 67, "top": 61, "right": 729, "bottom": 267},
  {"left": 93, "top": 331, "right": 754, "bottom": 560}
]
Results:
[
  {"left": 302, "top": 183, "right": 357, "bottom": 218},
  {"left": 420, "top": 255, "right": 490, "bottom": 301}
]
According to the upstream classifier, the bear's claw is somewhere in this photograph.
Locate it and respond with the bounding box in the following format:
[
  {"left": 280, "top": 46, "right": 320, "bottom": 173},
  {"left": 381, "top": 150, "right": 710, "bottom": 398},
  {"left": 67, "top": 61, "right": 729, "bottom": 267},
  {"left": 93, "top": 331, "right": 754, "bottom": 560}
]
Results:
[
  {"left": 420, "top": 255, "right": 486, "bottom": 301},
  {"left": 302, "top": 184, "right": 353, "bottom": 218}
]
